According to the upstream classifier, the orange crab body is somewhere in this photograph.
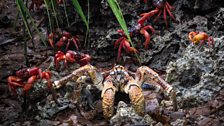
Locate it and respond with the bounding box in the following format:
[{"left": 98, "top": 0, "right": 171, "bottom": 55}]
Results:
[{"left": 188, "top": 32, "right": 214, "bottom": 47}]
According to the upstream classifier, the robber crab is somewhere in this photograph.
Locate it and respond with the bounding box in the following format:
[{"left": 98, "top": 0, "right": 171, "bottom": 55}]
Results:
[
  {"left": 53, "top": 64, "right": 174, "bottom": 119},
  {"left": 138, "top": 0, "right": 176, "bottom": 28},
  {"left": 188, "top": 31, "right": 214, "bottom": 47},
  {"left": 7, "top": 67, "right": 57, "bottom": 101},
  {"left": 54, "top": 50, "right": 91, "bottom": 70},
  {"left": 48, "top": 31, "right": 80, "bottom": 51}
]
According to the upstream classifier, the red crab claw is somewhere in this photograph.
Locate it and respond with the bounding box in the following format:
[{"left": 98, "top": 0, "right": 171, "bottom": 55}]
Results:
[
  {"left": 140, "top": 25, "right": 155, "bottom": 49},
  {"left": 188, "top": 32, "right": 196, "bottom": 42},
  {"left": 116, "top": 38, "right": 137, "bottom": 61},
  {"left": 114, "top": 37, "right": 125, "bottom": 49},
  {"left": 56, "top": 36, "right": 68, "bottom": 49},
  {"left": 54, "top": 51, "right": 66, "bottom": 69},
  {"left": 77, "top": 54, "right": 91, "bottom": 66},
  {"left": 23, "top": 75, "right": 37, "bottom": 95},
  {"left": 7, "top": 76, "right": 24, "bottom": 95},
  {"left": 41, "top": 71, "right": 52, "bottom": 88},
  {"left": 66, "top": 50, "right": 91, "bottom": 66},
  {"left": 48, "top": 33, "right": 55, "bottom": 48},
  {"left": 117, "top": 29, "right": 125, "bottom": 35},
  {"left": 48, "top": 33, "right": 60, "bottom": 48},
  {"left": 138, "top": 9, "right": 159, "bottom": 26},
  {"left": 123, "top": 39, "right": 138, "bottom": 53}
]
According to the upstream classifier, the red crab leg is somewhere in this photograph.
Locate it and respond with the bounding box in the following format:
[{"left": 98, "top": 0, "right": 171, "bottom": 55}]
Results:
[
  {"left": 48, "top": 33, "right": 55, "bottom": 48},
  {"left": 77, "top": 54, "right": 91, "bottom": 66},
  {"left": 208, "top": 36, "right": 215, "bottom": 47},
  {"left": 163, "top": 7, "right": 168, "bottom": 28},
  {"left": 140, "top": 29, "right": 151, "bottom": 49},
  {"left": 41, "top": 71, "right": 52, "bottom": 88},
  {"left": 166, "top": 5, "right": 176, "bottom": 21},
  {"left": 153, "top": 10, "right": 162, "bottom": 22},
  {"left": 123, "top": 40, "right": 137, "bottom": 53},
  {"left": 138, "top": 9, "right": 159, "bottom": 26},
  {"left": 23, "top": 75, "right": 37, "bottom": 95},
  {"left": 166, "top": 2, "right": 174, "bottom": 10},
  {"left": 117, "top": 39, "right": 124, "bottom": 61},
  {"left": 72, "top": 38, "right": 79, "bottom": 50},
  {"left": 114, "top": 37, "right": 124, "bottom": 48},
  {"left": 65, "top": 39, "right": 71, "bottom": 51},
  {"left": 144, "top": 25, "right": 155, "bottom": 33}
]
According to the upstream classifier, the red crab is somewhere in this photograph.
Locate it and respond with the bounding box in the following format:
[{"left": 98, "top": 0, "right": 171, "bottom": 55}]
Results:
[
  {"left": 8, "top": 67, "right": 52, "bottom": 96},
  {"left": 29, "top": 0, "right": 44, "bottom": 10},
  {"left": 29, "top": 0, "right": 63, "bottom": 10},
  {"left": 48, "top": 31, "right": 80, "bottom": 51},
  {"left": 54, "top": 50, "right": 91, "bottom": 70},
  {"left": 138, "top": 0, "right": 176, "bottom": 28},
  {"left": 188, "top": 32, "right": 214, "bottom": 47},
  {"left": 114, "top": 30, "right": 138, "bottom": 61}
]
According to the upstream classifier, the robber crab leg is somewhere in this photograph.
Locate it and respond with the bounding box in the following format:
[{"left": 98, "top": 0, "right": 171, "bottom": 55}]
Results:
[
  {"left": 53, "top": 64, "right": 102, "bottom": 89},
  {"left": 135, "top": 66, "right": 177, "bottom": 110},
  {"left": 135, "top": 66, "right": 173, "bottom": 95}
]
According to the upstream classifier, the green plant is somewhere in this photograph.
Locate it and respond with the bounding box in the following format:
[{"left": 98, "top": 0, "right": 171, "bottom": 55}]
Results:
[
  {"left": 16, "top": 0, "right": 46, "bottom": 66},
  {"left": 107, "top": 0, "right": 141, "bottom": 64},
  {"left": 71, "top": 0, "right": 89, "bottom": 47}
]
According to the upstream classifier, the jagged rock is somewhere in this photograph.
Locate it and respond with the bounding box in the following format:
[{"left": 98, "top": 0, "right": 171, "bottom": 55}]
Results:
[
  {"left": 110, "top": 101, "right": 153, "bottom": 125},
  {"left": 166, "top": 36, "right": 224, "bottom": 108}
]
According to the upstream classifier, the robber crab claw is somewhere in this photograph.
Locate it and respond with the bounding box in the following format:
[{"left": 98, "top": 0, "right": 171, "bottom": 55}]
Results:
[
  {"left": 188, "top": 32, "right": 214, "bottom": 47},
  {"left": 54, "top": 50, "right": 91, "bottom": 70}
]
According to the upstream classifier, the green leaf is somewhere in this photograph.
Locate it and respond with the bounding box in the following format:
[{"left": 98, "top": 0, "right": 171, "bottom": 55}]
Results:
[
  {"left": 107, "top": 0, "right": 131, "bottom": 42},
  {"left": 71, "top": 0, "right": 89, "bottom": 30},
  {"left": 16, "top": 0, "right": 32, "bottom": 38},
  {"left": 71, "top": 0, "right": 89, "bottom": 47},
  {"left": 16, "top": 0, "right": 47, "bottom": 45},
  {"left": 107, "top": 0, "right": 141, "bottom": 64}
]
